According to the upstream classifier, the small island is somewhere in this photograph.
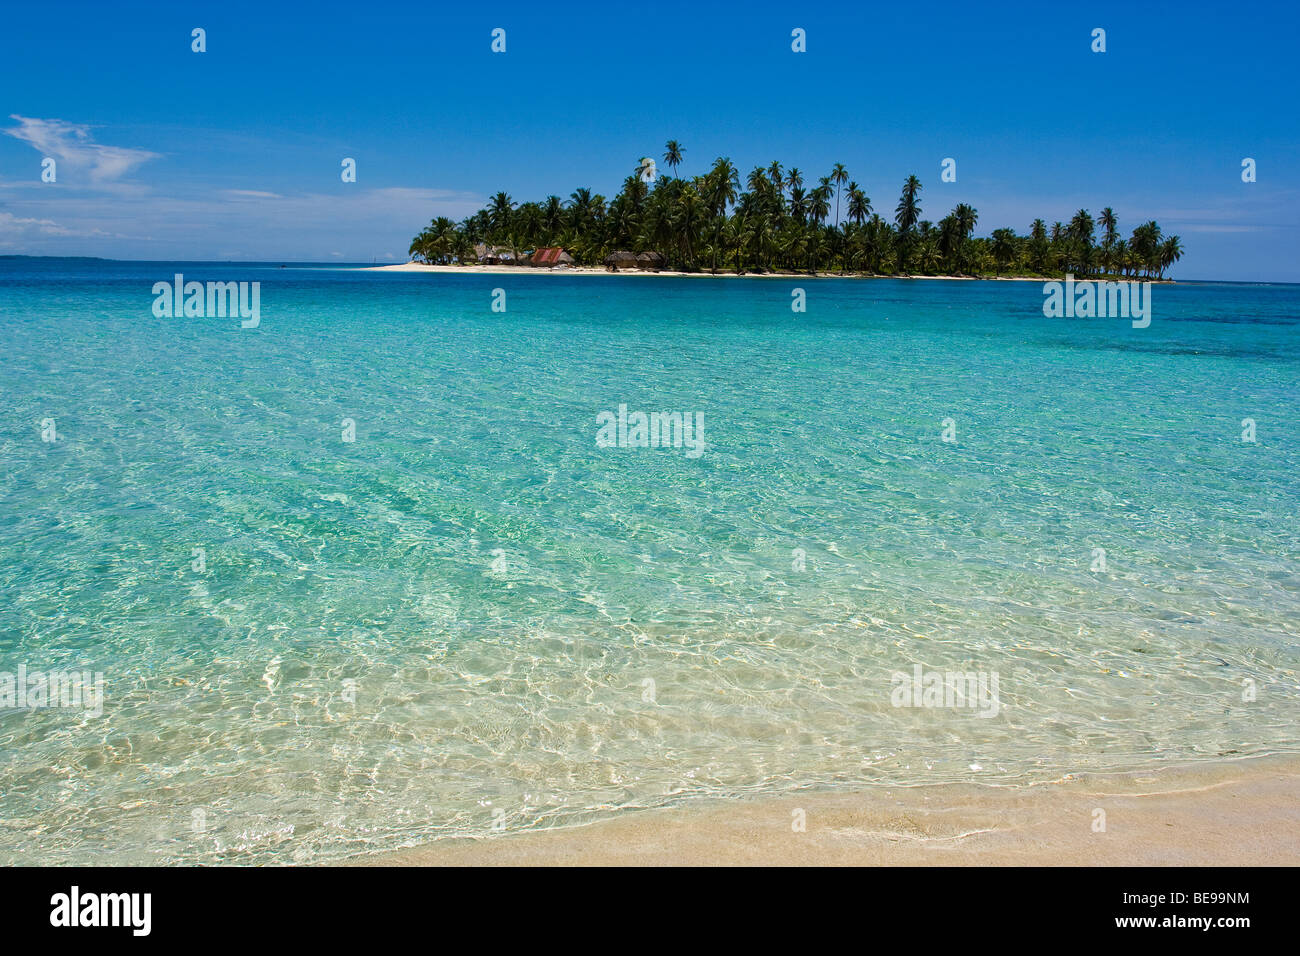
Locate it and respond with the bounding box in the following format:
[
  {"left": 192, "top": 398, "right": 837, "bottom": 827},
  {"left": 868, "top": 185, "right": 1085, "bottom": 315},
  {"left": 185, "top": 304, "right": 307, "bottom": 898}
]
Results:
[{"left": 407, "top": 141, "right": 1183, "bottom": 280}]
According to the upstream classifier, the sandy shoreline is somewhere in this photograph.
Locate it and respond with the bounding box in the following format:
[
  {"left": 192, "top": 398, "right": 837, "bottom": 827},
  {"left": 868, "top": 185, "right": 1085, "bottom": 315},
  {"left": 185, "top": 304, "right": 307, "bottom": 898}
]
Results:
[
  {"left": 364, "top": 262, "right": 1048, "bottom": 280},
  {"left": 359, "top": 754, "right": 1300, "bottom": 866}
]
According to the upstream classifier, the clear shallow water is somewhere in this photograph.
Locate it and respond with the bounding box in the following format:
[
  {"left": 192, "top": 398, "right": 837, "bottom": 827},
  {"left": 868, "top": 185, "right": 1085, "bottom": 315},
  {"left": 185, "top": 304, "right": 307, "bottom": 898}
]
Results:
[{"left": 0, "top": 260, "right": 1296, "bottom": 864}]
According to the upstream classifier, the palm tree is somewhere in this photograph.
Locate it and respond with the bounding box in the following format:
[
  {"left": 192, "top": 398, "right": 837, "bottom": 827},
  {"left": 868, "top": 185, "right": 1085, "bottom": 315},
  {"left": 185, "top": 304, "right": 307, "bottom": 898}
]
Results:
[
  {"left": 846, "top": 185, "right": 870, "bottom": 226},
  {"left": 951, "top": 203, "right": 977, "bottom": 272},
  {"left": 937, "top": 215, "right": 961, "bottom": 271},
  {"left": 663, "top": 140, "right": 684, "bottom": 174},
  {"left": 1113, "top": 238, "right": 1130, "bottom": 277},
  {"left": 810, "top": 182, "right": 831, "bottom": 227},
  {"left": 895, "top": 175, "right": 922, "bottom": 233},
  {"left": 894, "top": 175, "right": 922, "bottom": 271},
  {"left": 1068, "top": 209, "right": 1096, "bottom": 276},
  {"left": 1099, "top": 207, "right": 1117, "bottom": 247},
  {"left": 704, "top": 157, "right": 739, "bottom": 218},
  {"left": 954, "top": 203, "right": 978, "bottom": 237},
  {"left": 409, "top": 154, "right": 1179, "bottom": 278},
  {"left": 673, "top": 184, "right": 703, "bottom": 267},
  {"left": 567, "top": 187, "right": 595, "bottom": 231},
  {"left": 805, "top": 228, "right": 825, "bottom": 275},
  {"left": 516, "top": 202, "right": 543, "bottom": 246},
  {"left": 788, "top": 186, "right": 808, "bottom": 224},
  {"left": 1029, "top": 218, "right": 1049, "bottom": 273},
  {"left": 1130, "top": 221, "right": 1162, "bottom": 278},
  {"left": 916, "top": 234, "right": 942, "bottom": 274},
  {"left": 786, "top": 167, "right": 803, "bottom": 197},
  {"left": 543, "top": 195, "right": 564, "bottom": 238},
  {"left": 1049, "top": 222, "right": 1066, "bottom": 272},
  {"left": 779, "top": 222, "right": 808, "bottom": 273},
  {"left": 450, "top": 230, "right": 474, "bottom": 266},
  {"left": 830, "top": 163, "right": 849, "bottom": 227},
  {"left": 1158, "top": 235, "right": 1183, "bottom": 278},
  {"left": 865, "top": 214, "right": 895, "bottom": 273},
  {"left": 767, "top": 161, "right": 784, "bottom": 193},
  {"left": 488, "top": 192, "right": 515, "bottom": 234},
  {"left": 990, "top": 228, "right": 1016, "bottom": 274}
]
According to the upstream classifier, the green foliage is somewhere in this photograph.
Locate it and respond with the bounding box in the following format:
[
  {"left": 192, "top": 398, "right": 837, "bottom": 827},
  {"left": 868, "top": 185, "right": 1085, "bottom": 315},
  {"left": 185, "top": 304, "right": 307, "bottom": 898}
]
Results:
[{"left": 407, "top": 152, "right": 1183, "bottom": 278}]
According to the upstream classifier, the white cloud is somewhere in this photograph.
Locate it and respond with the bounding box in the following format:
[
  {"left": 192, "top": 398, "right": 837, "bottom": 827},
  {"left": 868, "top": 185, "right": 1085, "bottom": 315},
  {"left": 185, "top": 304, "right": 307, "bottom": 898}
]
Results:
[
  {"left": 0, "top": 185, "right": 483, "bottom": 259},
  {"left": 3, "top": 115, "right": 159, "bottom": 185},
  {"left": 221, "top": 189, "right": 284, "bottom": 201},
  {"left": 0, "top": 209, "right": 73, "bottom": 238},
  {"left": 0, "top": 209, "right": 125, "bottom": 246}
]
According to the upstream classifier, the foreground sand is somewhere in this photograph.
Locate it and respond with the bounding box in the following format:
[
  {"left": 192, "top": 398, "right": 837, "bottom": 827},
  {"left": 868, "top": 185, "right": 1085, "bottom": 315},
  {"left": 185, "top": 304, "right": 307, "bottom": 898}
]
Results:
[
  {"left": 361, "top": 754, "right": 1300, "bottom": 866},
  {"left": 364, "top": 262, "right": 1046, "bottom": 280}
]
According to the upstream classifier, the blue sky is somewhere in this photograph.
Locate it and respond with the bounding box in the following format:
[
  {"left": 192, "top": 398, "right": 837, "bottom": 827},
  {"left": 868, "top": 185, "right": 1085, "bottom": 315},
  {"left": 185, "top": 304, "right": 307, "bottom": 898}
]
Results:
[{"left": 1, "top": 0, "right": 1297, "bottom": 280}]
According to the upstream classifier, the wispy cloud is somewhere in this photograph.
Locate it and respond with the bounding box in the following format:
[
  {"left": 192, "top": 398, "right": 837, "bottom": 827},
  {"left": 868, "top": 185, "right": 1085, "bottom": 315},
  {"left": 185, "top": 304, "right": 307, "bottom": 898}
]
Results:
[
  {"left": 0, "top": 209, "right": 73, "bottom": 237},
  {"left": 0, "top": 185, "right": 483, "bottom": 259},
  {"left": 0, "top": 209, "right": 123, "bottom": 245},
  {"left": 221, "top": 189, "right": 284, "bottom": 201},
  {"left": 3, "top": 115, "right": 159, "bottom": 185}
]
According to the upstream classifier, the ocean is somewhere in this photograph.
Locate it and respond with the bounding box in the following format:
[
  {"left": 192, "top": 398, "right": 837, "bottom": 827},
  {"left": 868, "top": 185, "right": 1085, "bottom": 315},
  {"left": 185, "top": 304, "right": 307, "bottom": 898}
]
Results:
[{"left": 1, "top": 259, "right": 1296, "bottom": 863}]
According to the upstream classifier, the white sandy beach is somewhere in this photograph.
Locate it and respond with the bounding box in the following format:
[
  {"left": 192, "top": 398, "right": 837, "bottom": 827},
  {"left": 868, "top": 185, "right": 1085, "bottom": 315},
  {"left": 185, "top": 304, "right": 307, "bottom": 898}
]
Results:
[
  {"left": 363, "top": 262, "right": 1050, "bottom": 280},
  {"left": 362, "top": 754, "right": 1300, "bottom": 866}
]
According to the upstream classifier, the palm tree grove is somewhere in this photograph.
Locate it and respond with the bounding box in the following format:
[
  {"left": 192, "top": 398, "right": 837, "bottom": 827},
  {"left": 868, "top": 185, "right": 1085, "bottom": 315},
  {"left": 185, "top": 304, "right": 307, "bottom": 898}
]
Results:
[{"left": 409, "top": 141, "right": 1184, "bottom": 278}]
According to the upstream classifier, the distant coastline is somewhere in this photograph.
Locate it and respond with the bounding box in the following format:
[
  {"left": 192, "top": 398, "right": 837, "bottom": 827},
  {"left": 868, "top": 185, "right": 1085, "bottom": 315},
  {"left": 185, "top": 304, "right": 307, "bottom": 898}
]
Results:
[{"left": 0, "top": 254, "right": 109, "bottom": 261}]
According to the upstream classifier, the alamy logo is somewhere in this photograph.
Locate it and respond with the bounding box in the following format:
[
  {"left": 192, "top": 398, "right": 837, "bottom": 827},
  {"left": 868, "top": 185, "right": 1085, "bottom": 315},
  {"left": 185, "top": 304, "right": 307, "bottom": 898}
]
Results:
[
  {"left": 50, "top": 886, "right": 151, "bottom": 936},
  {"left": 1042, "top": 274, "right": 1151, "bottom": 328},
  {"left": 0, "top": 665, "right": 104, "bottom": 717},
  {"left": 152, "top": 274, "right": 260, "bottom": 328},
  {"left": 890, "top": 664, "right": 1000, "bottom": 718},
  {"left": 596, "top": 404, "right": 705, "bottom": 458}
]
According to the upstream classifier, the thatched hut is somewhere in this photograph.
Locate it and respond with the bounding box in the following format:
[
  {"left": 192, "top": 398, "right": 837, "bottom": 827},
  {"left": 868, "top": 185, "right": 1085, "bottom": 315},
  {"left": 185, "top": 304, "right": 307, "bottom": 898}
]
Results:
[
  {"left": 605, "top": 251, "right": 637, "bottom": 272},
  {"left": 530, "top": 247, "right": 573, "bottom": 268},
  {"left": 636, "top": 251, "right": 666, "bottom": 272},
  {"left": 475, "top": 243, "right": 517, "bottom": 265}
]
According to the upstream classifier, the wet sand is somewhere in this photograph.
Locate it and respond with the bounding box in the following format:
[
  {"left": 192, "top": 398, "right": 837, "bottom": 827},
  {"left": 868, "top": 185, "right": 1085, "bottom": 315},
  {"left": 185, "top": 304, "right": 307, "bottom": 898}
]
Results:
[{"left": 361, "top": 754, "right": 1300, "bottom": 866}]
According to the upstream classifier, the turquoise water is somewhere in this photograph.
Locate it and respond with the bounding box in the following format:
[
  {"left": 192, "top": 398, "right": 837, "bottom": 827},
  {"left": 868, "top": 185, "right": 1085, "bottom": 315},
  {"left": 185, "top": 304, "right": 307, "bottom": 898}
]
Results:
[{"left": 1, "top": 259, "right": 1297, "bottom": 864}]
